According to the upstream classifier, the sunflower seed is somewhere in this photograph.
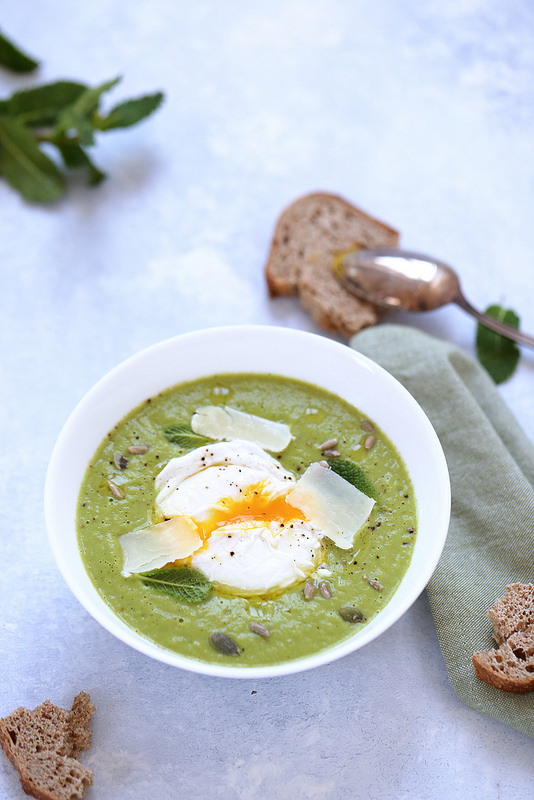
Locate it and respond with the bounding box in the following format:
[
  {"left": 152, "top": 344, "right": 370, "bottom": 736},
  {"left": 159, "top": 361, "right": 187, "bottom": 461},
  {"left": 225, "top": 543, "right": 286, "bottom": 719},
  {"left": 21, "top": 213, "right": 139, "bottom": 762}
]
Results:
[
  {"left": 250, "top": 622, "right": 271, "bottom": 638},
  {"left": 127, "top": 443, "right": 149, "bottom": 454},
  {"left": 319, "top": 581, "right": 332, "bottom": 599},
  {"left": 361, "top": 420, "right": 374, "bottom": 432},
  {"left": 364, "top": 435, "right": 376, "bottom": 451},
  {"left": 368, "top": 578, "right": 383, "bottom": 591},
  {"left": 323, "top": 449, "right": 341, "bottom": 458},
  {"left": 319, "top": 438, "right": 338, "bottom": 451},
  {"left": 107, "top": 479, "right": 124, "bottom": 499},
  {"left": 303, "top": 580, "right": 317, "bottom": 600}
]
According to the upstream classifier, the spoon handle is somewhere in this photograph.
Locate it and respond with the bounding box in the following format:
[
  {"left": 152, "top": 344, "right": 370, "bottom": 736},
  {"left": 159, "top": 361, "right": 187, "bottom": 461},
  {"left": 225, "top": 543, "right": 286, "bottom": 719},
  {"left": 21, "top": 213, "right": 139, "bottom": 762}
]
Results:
[{"left": 455, "top": 294, "right": 534, "bottom": 349}]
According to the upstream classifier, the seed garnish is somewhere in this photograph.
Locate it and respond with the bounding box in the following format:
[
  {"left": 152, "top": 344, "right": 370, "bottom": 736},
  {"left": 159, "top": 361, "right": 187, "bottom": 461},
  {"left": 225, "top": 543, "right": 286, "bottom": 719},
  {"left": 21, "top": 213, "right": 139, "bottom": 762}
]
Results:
[
  {"left": 338, "top": 606, "right": 366, "bottom": 623},
  {"left": 319, "top": 438, "right": 338, "bottom": 451},
  {"left": 364, "top": 435, "right": 376, "bottom": 451},
  {"left": 107, "top": 479, "right": 124, "bottom": 499},
  {"left": 210, "top": 631, "right": 241, "bottom": 656},
  {"left": 319, "top": 581, "right": 332, "bottom": 599},
  {"left": 113, "top": 451, "right": 129, "bottom": 470},
  {"left": 127, "top": 443, "right": 149, "bottom": 454},
  {"left": 323, "top": 449, "right": 341, "bottom": 458},
  {"left": 250, "top": 622, "right": 271, "bottom": 638},
  {"left": 303, "top": 580, "right": 317, "bottom": 600}
]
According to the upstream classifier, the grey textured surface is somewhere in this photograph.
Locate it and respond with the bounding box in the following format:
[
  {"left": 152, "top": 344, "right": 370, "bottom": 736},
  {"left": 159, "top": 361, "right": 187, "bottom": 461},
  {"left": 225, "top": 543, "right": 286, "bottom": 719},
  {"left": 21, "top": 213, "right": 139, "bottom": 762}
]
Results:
[{"left": 1, "top": 2, "right": 533, "bottom": 798}]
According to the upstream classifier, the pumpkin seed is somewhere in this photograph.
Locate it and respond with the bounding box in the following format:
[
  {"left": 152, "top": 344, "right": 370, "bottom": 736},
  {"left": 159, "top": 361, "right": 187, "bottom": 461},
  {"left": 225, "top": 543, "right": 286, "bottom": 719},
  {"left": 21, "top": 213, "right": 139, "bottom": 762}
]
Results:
[
  {"left": 210, "top": 631, "right": 241, "bottom": 656},
  {"left": 338, "top": 606, "right": 366, "bottom": 623},
  {"left": 113, "top": 451, "right": 129, "bottom": 470}
]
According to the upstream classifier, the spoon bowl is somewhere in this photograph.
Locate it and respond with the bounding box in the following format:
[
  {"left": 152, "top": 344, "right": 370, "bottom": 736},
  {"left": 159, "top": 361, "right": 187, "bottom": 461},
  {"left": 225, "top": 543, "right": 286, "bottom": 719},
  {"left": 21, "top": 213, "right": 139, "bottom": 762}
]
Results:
[{"left": 335, "top": 248, "right": 534, "bottom": 348}]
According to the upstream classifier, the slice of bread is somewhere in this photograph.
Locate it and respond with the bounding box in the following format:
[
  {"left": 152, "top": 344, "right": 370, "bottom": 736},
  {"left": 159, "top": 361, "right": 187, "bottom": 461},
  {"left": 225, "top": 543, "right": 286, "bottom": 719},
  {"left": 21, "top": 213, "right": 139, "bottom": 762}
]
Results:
[
  {"left": 265, "top": 192, "right": 399, "bottom": 338},
  {"left": 0, "top": 692, "right": 94, "bottom": 800},
  {"left": 473, "top": 584, "right": 534, "bottom": 693}
]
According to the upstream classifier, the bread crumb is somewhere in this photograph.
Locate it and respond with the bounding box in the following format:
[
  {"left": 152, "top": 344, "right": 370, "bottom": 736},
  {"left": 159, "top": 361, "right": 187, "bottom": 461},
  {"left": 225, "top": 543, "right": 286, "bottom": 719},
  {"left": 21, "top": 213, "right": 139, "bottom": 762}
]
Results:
[{"left": 0, "top": 692, "right": 95, "bottom": 799}]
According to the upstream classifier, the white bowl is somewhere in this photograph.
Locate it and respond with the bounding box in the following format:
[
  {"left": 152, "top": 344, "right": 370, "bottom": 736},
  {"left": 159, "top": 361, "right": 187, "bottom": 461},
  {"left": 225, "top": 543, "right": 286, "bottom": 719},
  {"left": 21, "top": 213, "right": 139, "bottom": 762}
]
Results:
[{"left": 45, "top": 325, "right": 450, "bottom": 678}]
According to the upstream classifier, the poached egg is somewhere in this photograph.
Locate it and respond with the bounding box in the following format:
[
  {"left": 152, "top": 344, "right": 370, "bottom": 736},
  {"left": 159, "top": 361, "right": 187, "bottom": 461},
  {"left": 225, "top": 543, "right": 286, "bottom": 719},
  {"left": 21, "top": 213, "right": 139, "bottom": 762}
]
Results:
[{"left": 119, "top": 437, "right": 375, "bottom": 597}]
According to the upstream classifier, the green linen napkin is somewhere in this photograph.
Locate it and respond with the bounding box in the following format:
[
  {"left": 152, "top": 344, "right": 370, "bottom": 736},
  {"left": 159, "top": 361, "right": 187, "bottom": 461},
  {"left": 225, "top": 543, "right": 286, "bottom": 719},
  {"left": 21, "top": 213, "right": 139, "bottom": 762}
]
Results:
[{"left": 351, "top": 323, "right": 534, "bottom": 739}]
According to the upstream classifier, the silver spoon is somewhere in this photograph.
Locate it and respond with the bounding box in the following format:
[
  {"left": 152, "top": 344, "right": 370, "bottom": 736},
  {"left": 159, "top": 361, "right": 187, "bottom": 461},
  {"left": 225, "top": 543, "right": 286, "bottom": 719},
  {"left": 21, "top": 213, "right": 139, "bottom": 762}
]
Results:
[{"left": 334, "top": 248, "right": 534, "bottom": 349}]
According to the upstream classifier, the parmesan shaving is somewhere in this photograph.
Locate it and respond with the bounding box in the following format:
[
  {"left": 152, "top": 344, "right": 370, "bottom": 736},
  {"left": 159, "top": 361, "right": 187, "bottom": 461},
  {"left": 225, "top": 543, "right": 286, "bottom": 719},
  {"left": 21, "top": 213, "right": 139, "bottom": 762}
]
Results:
[
  {"left": 119, "top": 515, "right": 202, "bottom": 576},
  {"left": 287, "top": 462, "right": 375, "bottom": 549},
  {"left": 191, "top": 405, "right": 293, "bottom": 452}
]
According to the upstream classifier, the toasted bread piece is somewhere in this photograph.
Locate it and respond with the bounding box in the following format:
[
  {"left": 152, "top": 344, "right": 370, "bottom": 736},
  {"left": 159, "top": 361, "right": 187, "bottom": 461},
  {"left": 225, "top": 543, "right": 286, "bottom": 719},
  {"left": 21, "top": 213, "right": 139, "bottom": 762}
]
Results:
[
  {"left": 0, "top": 692, "right": 94, "bottom": 800},
  {"left": 265, "top": 192, "right": 399, "bottom": 338},
  {"left": 487, "top": 582, "right": 534, "bottom": 644},
  {"left": 473, "top": 584, "right": 534, "bottom": 693},
  {"left": 473, "top": 624, "right": 534, "bottom": 693}
]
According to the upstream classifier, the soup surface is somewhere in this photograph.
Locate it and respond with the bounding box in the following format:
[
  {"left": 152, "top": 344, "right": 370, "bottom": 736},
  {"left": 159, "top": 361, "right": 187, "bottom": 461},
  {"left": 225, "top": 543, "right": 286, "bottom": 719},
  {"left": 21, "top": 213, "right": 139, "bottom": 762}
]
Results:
[{"left": 77, "top": 373, "right": 417, "bottom": 667}]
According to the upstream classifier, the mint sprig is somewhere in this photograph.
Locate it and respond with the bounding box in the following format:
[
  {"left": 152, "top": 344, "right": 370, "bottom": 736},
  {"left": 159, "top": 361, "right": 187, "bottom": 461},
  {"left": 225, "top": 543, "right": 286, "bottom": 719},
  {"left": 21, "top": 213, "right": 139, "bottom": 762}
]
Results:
[
  {"left": 0, "top": 52, "right": 164, "bottom": 202},
  {"left": 327, "top": 458, "right": 378, "bottom": 501},
  {"left": 139, "top": 567, "right": 212, "bottom": 603},
  {"left": 476, "top": 304, "right": 521, "bottom": 384}
]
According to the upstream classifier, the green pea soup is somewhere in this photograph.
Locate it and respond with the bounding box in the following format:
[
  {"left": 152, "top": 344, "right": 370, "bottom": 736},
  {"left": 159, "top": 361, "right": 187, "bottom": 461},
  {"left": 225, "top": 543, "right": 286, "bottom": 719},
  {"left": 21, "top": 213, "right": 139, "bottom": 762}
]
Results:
[{"left": 76, "top": 373, "right": 417, "bottom": 668}]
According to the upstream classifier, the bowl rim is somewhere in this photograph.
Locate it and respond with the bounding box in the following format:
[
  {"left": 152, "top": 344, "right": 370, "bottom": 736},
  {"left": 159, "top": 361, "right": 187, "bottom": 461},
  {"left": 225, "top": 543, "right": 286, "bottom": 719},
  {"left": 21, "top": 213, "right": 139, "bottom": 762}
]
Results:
[{"left": 44, "top": 324, "right": 451, "bottom": 679}]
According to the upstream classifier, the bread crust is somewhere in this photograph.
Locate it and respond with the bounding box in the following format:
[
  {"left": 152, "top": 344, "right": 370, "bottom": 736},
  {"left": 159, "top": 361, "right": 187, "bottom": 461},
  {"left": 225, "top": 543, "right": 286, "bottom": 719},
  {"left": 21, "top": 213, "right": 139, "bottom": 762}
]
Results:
[
  {"left": 472, "top": 584, "right": 534, "bottom": 693},
  {"left": 264, "top": 192, "right": 399, "bottom": 337}
]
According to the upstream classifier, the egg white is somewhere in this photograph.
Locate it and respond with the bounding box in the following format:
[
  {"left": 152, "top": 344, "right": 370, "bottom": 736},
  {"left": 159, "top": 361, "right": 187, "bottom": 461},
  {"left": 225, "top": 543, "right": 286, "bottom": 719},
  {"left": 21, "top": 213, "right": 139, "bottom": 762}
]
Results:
[{"left": 153, "top": 439, "right": 325, "bottom": 595}]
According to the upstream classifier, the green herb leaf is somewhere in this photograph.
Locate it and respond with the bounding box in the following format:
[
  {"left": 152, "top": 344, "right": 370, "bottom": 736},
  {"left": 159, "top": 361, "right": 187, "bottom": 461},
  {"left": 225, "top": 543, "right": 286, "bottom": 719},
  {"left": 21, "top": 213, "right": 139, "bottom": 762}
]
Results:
[
  {"left": 476, "top": 304, "right": 521, "bottom": 384},
  {"left": 0, "top": 31, "right": 39, "bottom": 73},
  {"left": 50, "top": 77, "right": 121, "bottom": 146},
  {"left": 326, "top": 458, "right": 378, "bottom": 501},
  {"left": 0, "top": 60, "right": 163, "bottom": 202},
  {"left": 0, "top": 116, "right": 65, "bottom": 202},
  {"left": 97, "top": 91, "right": 164, "bottom": 130},
  {"left": 139, "top": 567, "right": 212, "bottom": 603},
  {"left": 163, "top": 423, "right": 212, "bottom": 449},
  {"left": 4, "top": 81, "right": 87, "bottom": 127},
  {"left": 56, "top": 142, "right": 106, "bottom": 186}
]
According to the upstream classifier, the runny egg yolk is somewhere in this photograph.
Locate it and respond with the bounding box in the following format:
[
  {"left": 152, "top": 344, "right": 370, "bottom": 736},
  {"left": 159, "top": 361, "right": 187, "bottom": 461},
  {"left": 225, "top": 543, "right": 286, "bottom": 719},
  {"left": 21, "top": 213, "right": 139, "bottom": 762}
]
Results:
[{"left": 194, "top": 481, "right": 302, "bottom": 544}]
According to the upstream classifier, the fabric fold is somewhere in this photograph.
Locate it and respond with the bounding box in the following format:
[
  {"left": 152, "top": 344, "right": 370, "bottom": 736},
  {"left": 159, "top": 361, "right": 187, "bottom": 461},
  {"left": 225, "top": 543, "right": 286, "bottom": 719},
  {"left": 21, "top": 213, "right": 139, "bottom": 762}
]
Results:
[{"left": 351, "top": 324, "right": 534, "bottom": 738}]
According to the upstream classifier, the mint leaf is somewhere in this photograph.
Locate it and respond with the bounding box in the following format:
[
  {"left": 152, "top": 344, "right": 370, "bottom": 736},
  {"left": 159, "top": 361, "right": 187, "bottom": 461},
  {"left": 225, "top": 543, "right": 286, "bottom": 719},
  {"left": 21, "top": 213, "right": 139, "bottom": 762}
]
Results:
[
  {"left": 476, "top": 304, "right": 521, "bottom": 384},
  {"left": 326, "top": 458, "right": 378, "bottom": 501},
  {"left": 163, "top": 423, "right": 212, "bottom": 449},
  {"left": 50, "top": 77, "right": 120, "bottom": 146},
  {"left": 56, "top": 142, "right": 105, "bottom": 185},
  {"left": 97, "top": 91, "right": 164, "bottom": 130},
  {"left": 139, "top": 567, "right": 212, "bottom": 603},
  {"left": 0, "top": 116, "right": 64, "bottom": 202},
  {"left": 5, "top": 81, "right": 87, "bottom": 127},
  {"left": 0, "top": 31, "right": 39, "bottom": 73}
]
